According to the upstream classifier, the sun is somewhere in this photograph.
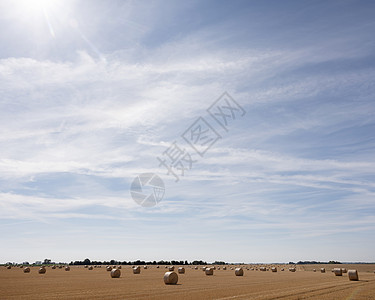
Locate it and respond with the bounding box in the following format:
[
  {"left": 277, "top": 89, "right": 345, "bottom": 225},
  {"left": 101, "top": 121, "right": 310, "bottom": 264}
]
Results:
[
  {"left": 9, "top": 0, "right": 62, "bottom": 19},
  {"left": 21, "top": 0, "right": 57, "bottom": 10},
  {"left": 7, "top": 0, "right": 67, "bottom": 37}
]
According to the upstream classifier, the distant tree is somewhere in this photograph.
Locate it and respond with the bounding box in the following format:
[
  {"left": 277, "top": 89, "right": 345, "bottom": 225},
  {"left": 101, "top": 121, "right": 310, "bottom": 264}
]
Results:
[{"left": 83, "top": 258, "right": 91, "bottom": 265}]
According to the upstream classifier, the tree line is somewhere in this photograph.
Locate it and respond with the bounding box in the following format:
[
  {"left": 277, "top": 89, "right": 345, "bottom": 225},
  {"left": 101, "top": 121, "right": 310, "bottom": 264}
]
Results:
[{"left": 68, "top": 258, "right": 210, "bottom": 266}]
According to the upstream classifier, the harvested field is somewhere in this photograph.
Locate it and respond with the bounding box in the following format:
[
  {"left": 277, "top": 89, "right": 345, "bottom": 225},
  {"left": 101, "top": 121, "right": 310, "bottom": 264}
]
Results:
[{"left": 0, "top": 264, "right": 374, "bottom": 299}]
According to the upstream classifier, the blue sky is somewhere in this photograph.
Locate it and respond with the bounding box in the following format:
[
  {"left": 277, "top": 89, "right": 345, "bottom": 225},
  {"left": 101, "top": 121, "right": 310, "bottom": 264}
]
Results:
[{"left": 0, "top": 0, "right": 374, "bottom": 264}]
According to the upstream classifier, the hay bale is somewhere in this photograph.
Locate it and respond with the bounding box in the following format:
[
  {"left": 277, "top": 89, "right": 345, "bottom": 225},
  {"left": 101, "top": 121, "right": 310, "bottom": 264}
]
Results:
[
  {"left": 88, "top": 266, "right": 93, "bottom": 270},
  {"left": 260, "top": 267, "right": 267, "bottom": 271},
  {"left": 333, "top": 268, "right": 342, "bottom": 276},
  {"left": 321, "top": 268, "right": 325, "bottom": 273},
  {"left": 169, "top": 266, "right": 175, "bottom": 271},
  {"left": 38, "top": 267, "right": 46, "bottom": 274},
  {"left": 342, "top": 268, "right": 347, "bottom": 273},
  {"left": 111, "top": 268, "right": 121, "bottom": 278},
  {"left": 52, "top": 265, "right": 56, "bottom": 269},
  {"left": 348, "top": 269, "right": 359, "bottom": 281},
  {"left": 65, "top": 266, "right": 70, "bottom": 271},
  {"left": 205, "top": 267, "right": 214, "bottom": 275},
  {"left": 281, "top": 268, "right": 284, "bottom": 271},
  {"left": 59, "top": 265, "right": 63, "bottom": 269},
  {"left": 313, "top": 269, "right": 316, "bottom": 272},
  {"left": 143, "top": 266, "right": 147, "bottom": 269},
  {"left": 235, "top": 268, "right": 244, "bottom": 276},
  {"left": 194, "top": 266, "right": 198, "bottom": 270},
  {"left": 157, "top": 266, "right": 160, "bottom": 268},
  {"left": 223, "top": 266, "right": 227, "bottom": 270},
  {"left": 289, "top": 268, "right": 296, "bottom": 272},
  {"left": 271, "top": 267, "right": 277, "bottom": 272},
  {"left": 133, "top": 266, "right": 141, "bottom": 274},
  {"left": 218, "top": 267, "right": 220, "bottom": 270},
  {"left": 23, "top": 267, "right": 31, "bottom": 273},
  {"left": 106, "top": 266, "right": 112, "bottom": 272},
  {"left": 164, "top": 271, "right": 178, "bottom": 285},
  {"left": 178, "top": 267, "right": 185, "bottom": 274},
  {"left": 84, "top": 265, "right": 88, "bottom": 268}
]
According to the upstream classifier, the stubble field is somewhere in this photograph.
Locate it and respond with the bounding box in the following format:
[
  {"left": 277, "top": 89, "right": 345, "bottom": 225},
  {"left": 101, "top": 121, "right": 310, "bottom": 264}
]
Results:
[{"left": 1, "top": 264, "right": 374, "bottom": 299}]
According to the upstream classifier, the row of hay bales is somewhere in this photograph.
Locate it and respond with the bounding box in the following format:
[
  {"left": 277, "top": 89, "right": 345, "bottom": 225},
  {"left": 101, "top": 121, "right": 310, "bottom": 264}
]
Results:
[
  {"left": 332, "top": 268, "right": 359, "bottom": 281},
  {"left": 8, "top": 264, "right": 366, "bottom": 282}
]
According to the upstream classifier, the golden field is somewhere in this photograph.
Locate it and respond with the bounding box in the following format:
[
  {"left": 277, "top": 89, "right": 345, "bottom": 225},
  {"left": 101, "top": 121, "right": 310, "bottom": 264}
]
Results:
[{"left": 0, "top": 264, "right": 374, "bottom": 299}]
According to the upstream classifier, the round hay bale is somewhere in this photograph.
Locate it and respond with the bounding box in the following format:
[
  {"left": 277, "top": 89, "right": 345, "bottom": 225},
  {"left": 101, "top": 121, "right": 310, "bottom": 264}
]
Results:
[
  {"left": 321, "top": 268, "right": 325, "bottom": 273},
  {"left": 260, "top": 267, "right": 266, "bottom": 271},
  {"left": 133, "top": 266, "right": 141, "bottom": 274},
  {"left": 106, "top": 266, "right": 112, "bottom": 272},
  {"left": 111, "top": 268, "right": 121, "bottom": 278},
  {"left": 194, "top": 266, "right": 198, "bottom": 270},
  {"left": 313, "top": 269, "right": 316, "bottom": 272},
  {"left": 342, "top": 268, "right": 347, "bottom": 273},
  {"left": 84, "top": 265, "right": 88, "bottom": 268},
  {"left": 281, "top": 268, "right": 284, "bottom": 271},
  {"left": 164, "top": 271, "right": 178, "bottom": 285},
  {"left": 52, "top": 265, "right": 56, "bottom": 269},
  {"left": 117, "top": 266, "right": 122, "bottom": 269},
  {"left": 178, "top": 267, "right": 185, "bottom": 274},
  {"left": 205, "top": 267, "right": 214, "bottom": 275},
  {"left": 235, "top": 268, "right": 244, "bottom": 276},
  {"left": 169, "top": 266, "right": 175, "bottom": 271},
  {"left": 348, "top": 269, "right": 359, "bottom": 281},
  {"left": 271, "top": 267, "right": 277, "bottom": 272},
  {"left": 38, "top": 267, "right": 46, "bottom": 274},
  {"left": 88, "top": 266, "right": 93, "bottom": 270},
  {"left": 289, "top": 268, "right": 296, "bottom": 272},
  {"left": 23, "top": 267, "right": 31, "bottom": 273},
  {"left": 59, "top": 265, "right": 63, "bottom": 269},
  {"left": 65, "top": 266, "right": 70, "bottom": 271},
  {"left": 218, "top": 267, "right": 220, "bottom": 270},
  {"left": 333, "top": 268, "right": 342, "bottom": 276},
  {"left": 157, "top": 266, "right": 160, "bottom": 268},
  {"left": 7, "top": 266, "right": 11, "bottom": 269},
  {"left": 223, "top": 266, "right": 227, "bottom": 270},
  {"left": 143, "top": 266, "right": 147, "bottom": 269}
]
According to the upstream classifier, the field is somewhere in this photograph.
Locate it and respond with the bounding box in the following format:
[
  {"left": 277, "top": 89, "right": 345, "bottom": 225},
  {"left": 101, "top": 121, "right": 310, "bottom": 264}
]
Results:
[{"left": 1, "top": 264, "right": 374, "bottom": 299}]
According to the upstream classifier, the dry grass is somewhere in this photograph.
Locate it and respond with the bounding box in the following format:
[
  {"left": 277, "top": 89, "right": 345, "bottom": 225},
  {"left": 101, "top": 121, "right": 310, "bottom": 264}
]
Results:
[{"left": 0, "top": 264, "right": 374, "bottom": 299}]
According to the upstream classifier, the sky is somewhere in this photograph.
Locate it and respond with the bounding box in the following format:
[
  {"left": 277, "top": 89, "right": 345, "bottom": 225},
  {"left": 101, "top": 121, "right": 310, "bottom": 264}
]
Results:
[{"left": 0, "top": 0, "right": 374, "bottom": 264}]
